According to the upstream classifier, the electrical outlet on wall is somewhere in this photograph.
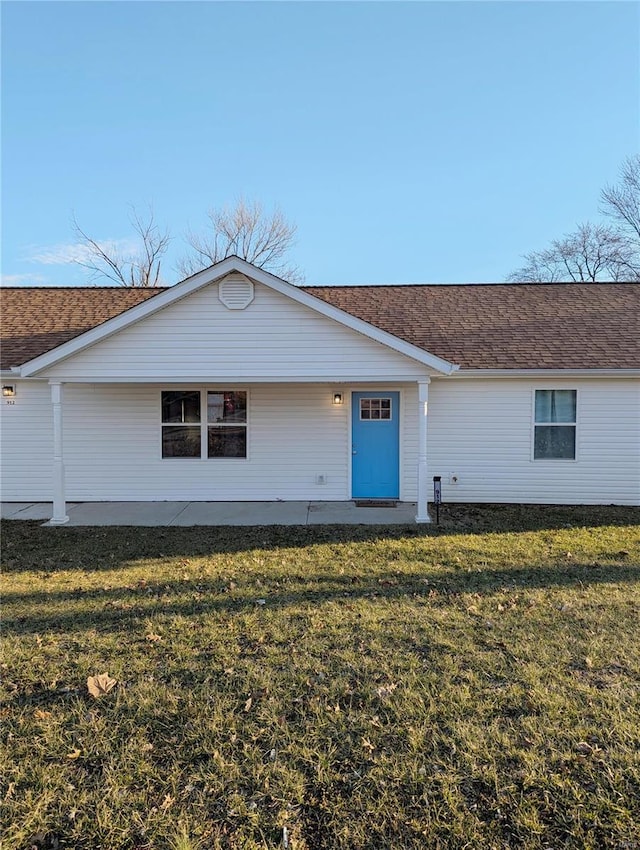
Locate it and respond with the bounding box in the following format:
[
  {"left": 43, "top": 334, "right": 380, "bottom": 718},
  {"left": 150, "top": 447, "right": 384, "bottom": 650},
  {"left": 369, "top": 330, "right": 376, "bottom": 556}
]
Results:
[
  {"left": 316, "top": 474, "right": 327, "bottom": 485},
  {"left": 449, "top": 472, "right": 459, "bottom": 485}
]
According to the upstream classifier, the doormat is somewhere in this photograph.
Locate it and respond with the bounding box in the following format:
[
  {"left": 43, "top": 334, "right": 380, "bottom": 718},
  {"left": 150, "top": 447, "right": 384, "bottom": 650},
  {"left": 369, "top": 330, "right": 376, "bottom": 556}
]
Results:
[{"left": 354, "top": 500, "right": 398, "bottom": 508}]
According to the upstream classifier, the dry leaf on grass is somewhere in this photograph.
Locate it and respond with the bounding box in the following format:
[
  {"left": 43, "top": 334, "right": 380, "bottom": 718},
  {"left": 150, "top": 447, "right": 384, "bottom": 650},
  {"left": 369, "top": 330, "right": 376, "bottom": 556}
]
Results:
[
  {"left": 25, "top": 832, "right": 59, "bottom": 850},
  {"left": 87, "top": 672, "right": 117, "bottom": 698},
  {"left": 160, "top": 793, "right": 174, "bottom": 810}
]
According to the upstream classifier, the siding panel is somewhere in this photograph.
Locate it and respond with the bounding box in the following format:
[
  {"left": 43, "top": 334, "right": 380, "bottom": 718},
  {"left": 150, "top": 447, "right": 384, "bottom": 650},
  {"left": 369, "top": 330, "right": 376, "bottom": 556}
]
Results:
[
  {"left": 40, "top": 282, "right": 429, "bottom": 381},
  {"left": 0, "top": 382, "right": 53, "bottom": 500},
  {"left": 428, "top": 378, "right": 640, "bottom": 505},
  {"left": 63, "top": 383, "right": 350, "bottom": 501}
]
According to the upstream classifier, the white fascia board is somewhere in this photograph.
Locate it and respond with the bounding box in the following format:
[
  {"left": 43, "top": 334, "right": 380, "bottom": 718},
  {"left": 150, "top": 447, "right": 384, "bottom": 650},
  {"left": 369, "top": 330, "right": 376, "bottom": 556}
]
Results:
[
  {"left": 0, "top": 368, "right": 25, "bottom": 381},
  {"left": 34, "top": 374, "right": 432, "bottom": 384},
  {"left": 19, "top": 256, "right": 458, "bottom": 378},
  {"left": 449, "top": 368, "right": 640, "bottom": 379}
]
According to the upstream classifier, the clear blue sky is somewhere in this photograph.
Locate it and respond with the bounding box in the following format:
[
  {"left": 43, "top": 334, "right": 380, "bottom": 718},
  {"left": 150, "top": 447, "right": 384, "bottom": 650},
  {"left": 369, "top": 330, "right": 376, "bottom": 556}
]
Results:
[{"left": 2, "top": 0, "right": 638, "bottom": 286}]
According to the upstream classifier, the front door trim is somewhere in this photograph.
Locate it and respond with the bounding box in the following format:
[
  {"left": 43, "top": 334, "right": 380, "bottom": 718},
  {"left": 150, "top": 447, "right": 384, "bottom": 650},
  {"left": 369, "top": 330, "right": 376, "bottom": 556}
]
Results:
[{"left": 351, "top": 389, "right": 401, "bottom": 499}]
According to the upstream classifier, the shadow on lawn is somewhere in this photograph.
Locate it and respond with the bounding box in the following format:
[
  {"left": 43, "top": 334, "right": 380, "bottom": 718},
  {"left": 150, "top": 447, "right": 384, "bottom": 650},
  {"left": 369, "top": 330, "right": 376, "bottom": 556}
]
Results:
[
  {"left": 3, "top": 562, "right": 639, "bottom": 636},
  {"left": 1, "top": 504, "right": 639, "bottom": 574}
]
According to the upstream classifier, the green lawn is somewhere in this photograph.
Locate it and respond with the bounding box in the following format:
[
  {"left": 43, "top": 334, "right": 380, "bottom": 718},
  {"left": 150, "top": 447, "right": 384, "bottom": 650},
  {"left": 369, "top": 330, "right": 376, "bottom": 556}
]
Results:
[{"left": 1, "top": 504, "right": 639, "bottom": 850}]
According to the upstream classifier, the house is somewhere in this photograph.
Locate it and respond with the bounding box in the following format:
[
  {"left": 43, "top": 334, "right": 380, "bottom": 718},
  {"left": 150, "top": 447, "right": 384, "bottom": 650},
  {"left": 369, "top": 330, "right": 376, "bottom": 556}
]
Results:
[{"left": 1, "top": 257, "right": 638, "bottom": 524}]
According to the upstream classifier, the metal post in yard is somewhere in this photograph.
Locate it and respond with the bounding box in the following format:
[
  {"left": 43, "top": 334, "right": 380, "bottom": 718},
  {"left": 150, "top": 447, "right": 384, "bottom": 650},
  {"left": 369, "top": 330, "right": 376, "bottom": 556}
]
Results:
[{"left": 433, "top": 476, "right": 442, "bottom": 526}]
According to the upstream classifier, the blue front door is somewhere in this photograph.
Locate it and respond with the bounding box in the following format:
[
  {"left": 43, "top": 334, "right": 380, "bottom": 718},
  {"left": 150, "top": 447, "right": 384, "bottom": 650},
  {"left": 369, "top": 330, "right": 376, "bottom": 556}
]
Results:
[{"left": 351, "top": 392, "right": 400, "bottom": 499}]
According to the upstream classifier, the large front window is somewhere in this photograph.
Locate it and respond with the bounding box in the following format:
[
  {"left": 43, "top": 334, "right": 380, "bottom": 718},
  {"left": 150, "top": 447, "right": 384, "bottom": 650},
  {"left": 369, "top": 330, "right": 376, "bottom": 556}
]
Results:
[
  {"left": 533, "top": 389, "right": 577, "bottom": 460},
  {"left": 161, "top": 390, "right": 247, "bottom": 459}
]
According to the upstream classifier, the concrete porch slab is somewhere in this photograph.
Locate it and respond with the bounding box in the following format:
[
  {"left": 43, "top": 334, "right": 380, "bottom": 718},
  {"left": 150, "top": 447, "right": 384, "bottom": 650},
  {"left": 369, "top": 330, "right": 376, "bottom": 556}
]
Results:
[
  {"left": 308, "top": 501, "right": 418, "bottom": 524},
  {"left": 0, "top": 502, "right": 80, "bottom": 520},
  {"left": 60, "top": 501, "right": 190, "bottom": 526},
  {"left": 1, "top": 500, "right": 422, "bottom": 527},
  {"left": 169, "top": 500, "right": 311, "bottom": 526}
]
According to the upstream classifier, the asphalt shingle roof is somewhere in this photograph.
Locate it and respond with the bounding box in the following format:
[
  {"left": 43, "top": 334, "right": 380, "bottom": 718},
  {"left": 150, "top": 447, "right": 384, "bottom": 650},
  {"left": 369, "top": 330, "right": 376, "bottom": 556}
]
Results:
[
  {"left": 1, "top": 282, "right": 638, "bottom": 371},
  {"left": 306, "top": 283, "right": 640, "bottom": 370},
  {"left": 1, "top": 287, "right": 163, "bottom": 370}
]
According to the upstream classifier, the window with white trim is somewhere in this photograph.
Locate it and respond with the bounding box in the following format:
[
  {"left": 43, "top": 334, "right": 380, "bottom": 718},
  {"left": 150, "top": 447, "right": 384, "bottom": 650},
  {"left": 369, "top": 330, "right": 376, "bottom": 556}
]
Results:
[
  {"left": 161, "top": 390, "right": 247, "bottom": 459},
  {"left": 360, "top": 397, "right": 392, "bottom": 420},
  {"left": 533, "top": 389, "right": 576, "bottom": 460}
]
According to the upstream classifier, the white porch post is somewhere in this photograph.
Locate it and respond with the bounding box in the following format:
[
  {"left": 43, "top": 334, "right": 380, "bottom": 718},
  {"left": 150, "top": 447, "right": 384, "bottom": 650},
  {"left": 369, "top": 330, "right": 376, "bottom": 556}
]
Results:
[
  {"left": 50, "top": 380, "right": 69, "bottom": 525},
  {"left": 416, "top": 378, "right": 431, "bottom": 523}
]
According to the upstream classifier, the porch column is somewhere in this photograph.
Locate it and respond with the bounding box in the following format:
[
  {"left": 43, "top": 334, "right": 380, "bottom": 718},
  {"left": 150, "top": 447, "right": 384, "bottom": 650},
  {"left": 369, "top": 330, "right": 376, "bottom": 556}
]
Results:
[
  {"left": 416, "top": 378, "right": 431, "bottom": 523},
  {"left": 50, "top": 381, "right": 69, "bottom": 525}
]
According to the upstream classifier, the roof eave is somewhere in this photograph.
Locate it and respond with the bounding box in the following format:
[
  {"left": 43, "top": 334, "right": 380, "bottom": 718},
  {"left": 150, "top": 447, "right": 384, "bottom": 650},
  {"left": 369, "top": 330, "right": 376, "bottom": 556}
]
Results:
[{"left": 450, "top": 368, "right": 640, "bottom": 378}]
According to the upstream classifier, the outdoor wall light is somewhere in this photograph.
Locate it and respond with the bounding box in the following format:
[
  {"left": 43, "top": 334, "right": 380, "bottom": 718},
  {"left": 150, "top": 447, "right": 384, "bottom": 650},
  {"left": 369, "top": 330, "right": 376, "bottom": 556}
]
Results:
[
  {"left": 2, "top": 385, "right": 16, "bottom": 398},
  {"left": 332, "top": 392, "right": 344, "bottom": 406}
]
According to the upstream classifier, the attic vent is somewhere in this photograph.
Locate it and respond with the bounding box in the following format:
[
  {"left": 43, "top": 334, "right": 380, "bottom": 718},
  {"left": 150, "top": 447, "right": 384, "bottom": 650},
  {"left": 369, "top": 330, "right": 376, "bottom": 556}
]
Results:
[{"left": 218, "top": 273, "right": 254, "bottom": 310}]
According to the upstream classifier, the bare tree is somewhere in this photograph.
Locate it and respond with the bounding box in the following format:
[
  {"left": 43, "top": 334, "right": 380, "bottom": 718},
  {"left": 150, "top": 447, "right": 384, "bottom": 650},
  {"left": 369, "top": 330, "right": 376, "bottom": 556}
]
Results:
[
  {"left": 178, "top": 198, "right": 303, "bottom": 283},
  {"left": 507, "top": 222, "right": 639, "bottom": 283},
  {"left": 601, "top": 154, "right": 640, "bottom": 243},
  {"left": 508, "top": 155, "right": 640, "bottom": 282},
  {"left": 72, "top": 207, "right": 170, "bottom": 287}
]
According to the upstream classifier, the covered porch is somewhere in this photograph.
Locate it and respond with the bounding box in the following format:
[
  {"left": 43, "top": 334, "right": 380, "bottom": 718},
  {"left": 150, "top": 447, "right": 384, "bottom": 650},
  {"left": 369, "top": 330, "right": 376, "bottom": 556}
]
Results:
[{"left": 43, "top": 379, "right": 434, "bottom": 526}]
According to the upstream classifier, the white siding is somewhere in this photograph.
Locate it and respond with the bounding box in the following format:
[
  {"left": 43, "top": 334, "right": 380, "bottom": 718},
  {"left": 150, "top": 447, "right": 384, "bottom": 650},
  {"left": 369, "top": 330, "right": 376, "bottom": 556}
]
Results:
[
  {"left": 428, "top": 377, "right": 640, "bottom": 506},
  {"left": 2, "top": 378, "right": 638, "bottom": 506},
  {"left": 0, "top": 381, "right": 53, "bottom": 500},
  {"left": 2, "top": 382, "right": 352, "bottom": 501},
  {"left": 39, "top": 280, "right": 428, "bottom": 382},
  {"left": 400, "top": 386, "right": 419, "bottom": 502}
]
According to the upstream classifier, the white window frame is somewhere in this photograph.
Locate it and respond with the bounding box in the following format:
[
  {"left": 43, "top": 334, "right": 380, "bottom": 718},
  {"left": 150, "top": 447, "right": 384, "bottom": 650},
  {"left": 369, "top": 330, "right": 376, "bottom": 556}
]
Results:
[
  {"left": 531, "top": 388, "right": 578, "bottom": 462},
  {"left": 160, "top": 388, "right": 249, "bottom": 461},
  {"left": 359, "top": 396, "right": 394, "bottom": 421}
]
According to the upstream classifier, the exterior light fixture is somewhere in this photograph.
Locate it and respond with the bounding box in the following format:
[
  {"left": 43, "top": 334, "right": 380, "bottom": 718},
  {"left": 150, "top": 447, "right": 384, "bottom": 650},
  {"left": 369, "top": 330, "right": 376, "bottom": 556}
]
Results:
[
  {"left": 2, "top": 385, "right": 16, "bottom": 398},
  {"left": 332, "top": 392, "right": 343, "bottom": 406}
]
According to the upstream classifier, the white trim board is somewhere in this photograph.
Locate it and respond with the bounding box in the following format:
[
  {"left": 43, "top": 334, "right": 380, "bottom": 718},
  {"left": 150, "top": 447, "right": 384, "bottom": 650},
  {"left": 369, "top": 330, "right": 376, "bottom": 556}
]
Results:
[{"left": 452, "top": 369, "right": 640, "bottom": 379}]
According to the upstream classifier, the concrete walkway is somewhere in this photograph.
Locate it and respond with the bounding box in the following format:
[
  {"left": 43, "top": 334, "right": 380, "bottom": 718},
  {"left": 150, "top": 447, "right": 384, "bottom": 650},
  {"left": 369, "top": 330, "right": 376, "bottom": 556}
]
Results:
[{"left": 1, "top": 500, "right": 421, "bottom": 526}]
